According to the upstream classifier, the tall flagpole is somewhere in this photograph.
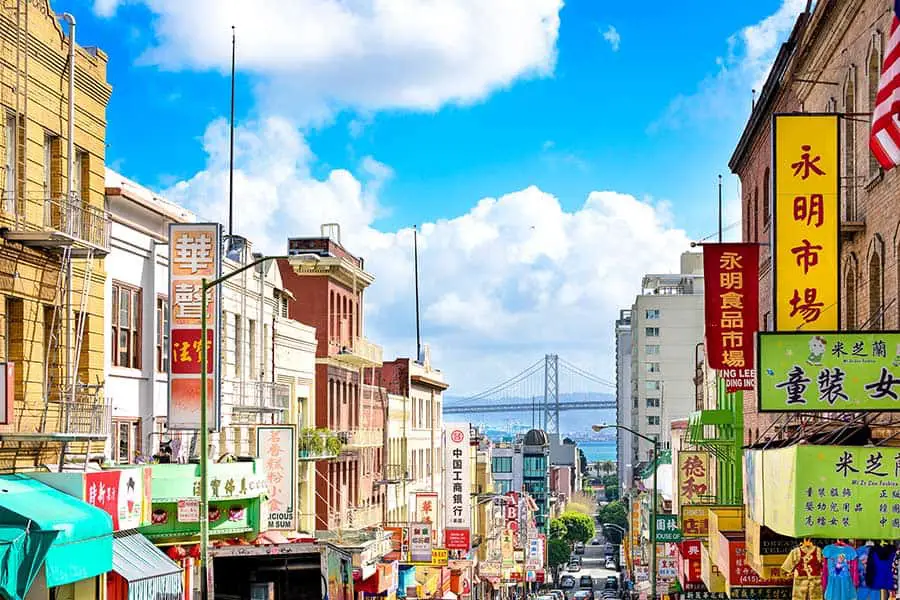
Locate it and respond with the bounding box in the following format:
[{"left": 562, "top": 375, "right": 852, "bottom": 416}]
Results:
[{"left": 228, "top": 26, "right": 236, "bottom": 238}]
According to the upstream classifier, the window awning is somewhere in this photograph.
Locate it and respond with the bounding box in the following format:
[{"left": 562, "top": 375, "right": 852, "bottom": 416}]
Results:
[
  {"left": 0, "top": 525, "right": 57, "bottom": 600},
  {"left": 112, "top": 532, "right": 183, "bottom": 600},
  {"left": 0, "top": 475, "right": 113, "bottom": 589}
]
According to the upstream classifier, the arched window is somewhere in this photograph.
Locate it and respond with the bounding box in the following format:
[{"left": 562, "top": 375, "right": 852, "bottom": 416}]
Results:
[
  {"left": 844, "top": 68, "right": 857, "bottom": 216},
  {"left": 762, "top": 168, "right": 770, "bottom": 228},
  {"left": 752, "top": 187, "right": 759, "bottom": 242},
  {"left": 869, "top": 250, "right": 884, "bottom": 329},
  {"left": 869, "top": 34, "right": 883, "bottom": 178},
  {"left": 845, "top": 261, "right": 857, "bottom": 330}
]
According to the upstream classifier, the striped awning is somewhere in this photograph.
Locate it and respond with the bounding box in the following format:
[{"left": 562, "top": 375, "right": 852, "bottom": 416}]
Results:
[{"left": 112, "top": 531, "right": 183, "bottom": 600}]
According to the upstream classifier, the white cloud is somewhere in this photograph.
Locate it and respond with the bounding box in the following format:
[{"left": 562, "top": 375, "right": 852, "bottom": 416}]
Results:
[
  {"left": 649, "top": 0, "right": 806, "bottom": 132},
  {"left": 118, "top": 0, "right": 562, "bottom": 123},
  {"left": 93, "top": 0, "right": 122, "bottom": 17},
  {"left": 163, "top": 118, "right": 693, "bottom": 393},
  {"left": 602, "top": 25, "right": 621, "bottom": 52}
]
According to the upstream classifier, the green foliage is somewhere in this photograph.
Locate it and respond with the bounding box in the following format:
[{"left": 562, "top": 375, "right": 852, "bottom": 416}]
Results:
[
  {"left": 598, "top": 500, "right": 628, "bottom": 530},
  {"left": 559, "top": 511, "right": 595, "bottom": 544},
  {"left": 549, "top": 518, "right": 568, "bottom": 541},
  {"left": 547, "top": 538, "right": 570, "bottom": 570}
]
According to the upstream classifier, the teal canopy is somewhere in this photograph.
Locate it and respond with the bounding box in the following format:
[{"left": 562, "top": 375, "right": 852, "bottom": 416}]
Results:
[
  {"left": 0, "top": 525, "right": 57, "bottom": 600},
  {"left": 0, "top": 475, "right": 113, "bottom": 592}
]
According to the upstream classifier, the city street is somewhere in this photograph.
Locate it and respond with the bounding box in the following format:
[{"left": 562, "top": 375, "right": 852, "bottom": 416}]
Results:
[{"left": 561, "top": 538, "right": 620, "bottom": 596}]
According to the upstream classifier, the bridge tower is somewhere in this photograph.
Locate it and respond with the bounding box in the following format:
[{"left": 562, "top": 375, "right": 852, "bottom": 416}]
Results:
[{"left": 543, "top": 354, "right": 560, "bottom": 435}]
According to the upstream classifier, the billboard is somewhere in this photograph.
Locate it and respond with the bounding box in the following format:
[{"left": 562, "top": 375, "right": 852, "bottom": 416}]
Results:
[
  {"left": 677, "top": 451, "right": 712, "bottom": 506},
  {"left": 702, "top": 243, "right": 759, "bottom": 390},
  {"left": 257, "top": 425, "right": 297, "bottom": 530},
  {"left": 444, "top": 422, "right": 471, "bottom": 550},
  {"left": 772, "top": 114, "right": 839, "bottom": 331},
  {"left": 757, "top": 331, "right": 900, "bottom": 412},
  {"left": 168, "top": 223, "right": 222, "bottom": 429}
]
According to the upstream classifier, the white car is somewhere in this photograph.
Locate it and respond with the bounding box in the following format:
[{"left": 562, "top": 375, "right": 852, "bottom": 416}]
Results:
[{"left": 605, "top": 560, "right": 617, "bottom": 570}]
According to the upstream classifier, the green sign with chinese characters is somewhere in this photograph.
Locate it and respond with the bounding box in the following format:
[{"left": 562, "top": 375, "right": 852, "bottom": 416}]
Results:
[
  {"left": 654, "top": 514, "right": 682, "bottom": 542},
  {"left": 757, "top": 331, "right": 900, "bottom": 412},
  {"left": 758, "top": 445, "right": 900, "bottom": 539}
]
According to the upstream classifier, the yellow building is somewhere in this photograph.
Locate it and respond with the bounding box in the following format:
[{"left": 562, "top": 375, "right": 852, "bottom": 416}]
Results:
[{"left": 0, "top": 0, "right": 111, "bottom": 470}]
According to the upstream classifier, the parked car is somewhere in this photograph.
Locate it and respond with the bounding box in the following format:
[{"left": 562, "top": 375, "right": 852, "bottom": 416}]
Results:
[
  {"left": 548, "top": 589, "right": 566, "bottom": 600},
  {"left": 537, "top": 595, "right": 556, "bottom": 600},
  {"left": 560, "top": 575, "right": 576, "bottom": 590},
  {"left": 567, "top": 562, "right": 581, "bottom": 572},
  {"left": 605, "top": 559, "right": 617, "bottom": 570},
  {"left": 570, "top": 554, "right": 582, "bottom": 564},
  {"left": 573, "top": 590, "right": 594, "bottom": 600},
  {"left": 591, "top": 538, "right": 601, "bottom": 545},
  {"left": 574, "top": 542, "right": 586, "bottom": 554},
  {"left": 579, "top": 575, "right": 593, "bottom": 588},
  {"left": 604, "top": 576, "right": 619, "bottom": 591}
]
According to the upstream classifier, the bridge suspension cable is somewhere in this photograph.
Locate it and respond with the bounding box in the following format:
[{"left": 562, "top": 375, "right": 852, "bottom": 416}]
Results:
[
  {"left": 558, "top": 358, "right": 616, "bottom": 388},
  {"left": 457, "top": 357, "right": 545, "bottom": 402}
]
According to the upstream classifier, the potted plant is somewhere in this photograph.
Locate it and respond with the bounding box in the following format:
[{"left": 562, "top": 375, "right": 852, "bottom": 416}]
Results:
[
  {"left": 323, "top": 429, "right": 343, "bottom": 456},
  {"left": 308, "top": 429, "right": 326, "bottom": 457},
  {"left": 298, "top": 428, "right": 315, "bottom": 457}
]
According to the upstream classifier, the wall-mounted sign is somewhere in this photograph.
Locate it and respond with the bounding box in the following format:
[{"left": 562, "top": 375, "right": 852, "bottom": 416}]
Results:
[
  {"left": 257, "top": 425, "right": 298, "bottom": 531},
  {"left": 444, "top": 422, "right": 471, "bottom": 550},
  {"left": 758, "top": 331, "right": 900, "bottom": 412},
  {"left": 410, "top": 522, "right": 433, "bottom": 563},
  {"left": 678, "top": 452, "right": 712, "bottom": 506},
  {"left": 168, "top": 222, "right": 222, "bottom": 429},
  {"left": 654, "top": 514, "right": 683, "bottom": 543},
  {"left": 414, "top": 492, "right": 439, "bottom": 526},
  {"left": 177, "top": 499, "right": 200, "bottom": 522},
  {"left": 84, "top": 468, "right": 148, "bottom": 530},
  {"left": 772, "top": 114, "right": 839, "bottom": 331}
]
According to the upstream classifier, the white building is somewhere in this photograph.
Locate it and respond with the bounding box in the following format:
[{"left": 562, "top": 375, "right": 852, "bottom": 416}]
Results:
[
  {"left": 103, "top": 171, "right": 317, "bottom": 466},
  {"left": 615, "top": 309, "right": 633, "bottom": 491},
  {"left": 490, "top": 442, "right": 522, "bottom": 495},
  {"left": 628, "top": 252, "right": 704, "bottom": 466}
]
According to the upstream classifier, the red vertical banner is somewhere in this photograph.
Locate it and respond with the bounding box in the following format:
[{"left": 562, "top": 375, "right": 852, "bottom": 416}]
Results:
[{"left": 702, "top": 243, "right": 759, "bottom": 391}]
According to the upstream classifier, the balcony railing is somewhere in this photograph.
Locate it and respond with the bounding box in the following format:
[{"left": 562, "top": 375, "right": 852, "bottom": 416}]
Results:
[
  {"left": 223, "top": 380, "right": 290, "bottom": 412},
  {"left": 339, "top": 428, "right": 382, "bottom": 449},
  {"left": 330, "top": 336, "right": 383, "bottom": 367},
  {"left": 299, "top": 428, "right": 343, "bottom": 460},
  {"left": 2, "top": 192, "right": 111, "bottom": 252},
  {"left": 49, "top": 391, "right": 111, "bottom": 438}
]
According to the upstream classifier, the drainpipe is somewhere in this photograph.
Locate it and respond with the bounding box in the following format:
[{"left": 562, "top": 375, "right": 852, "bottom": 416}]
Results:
[{"left": 62, "top": 13, "right": 75, "bottom": 404}]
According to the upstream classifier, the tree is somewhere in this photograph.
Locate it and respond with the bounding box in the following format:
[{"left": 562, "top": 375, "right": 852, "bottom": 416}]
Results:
[
  {"left": 559, "top": 511, "right": 595, "bottom": 545},
  {"left": 601, "top": 461, "right": 616, "bottom": 475},
  {"left": 547, "top": 538, "right": 570, "bottom": 583},
  {"left": 598, "top": 500, "right": 628, "bottom": 531},
  {"left": 549, "top": 518, "right": 568, "bottom": 541}
]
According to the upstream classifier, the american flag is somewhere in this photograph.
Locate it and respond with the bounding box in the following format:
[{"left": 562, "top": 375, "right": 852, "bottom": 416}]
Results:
[{"left": 870, "top": 1, "right": 900, "bottom": 169}]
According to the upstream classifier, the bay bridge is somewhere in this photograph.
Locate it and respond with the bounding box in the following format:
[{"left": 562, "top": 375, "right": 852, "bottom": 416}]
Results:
[{"left": 442, "top": 354, "right": 615, "bottom": 434}]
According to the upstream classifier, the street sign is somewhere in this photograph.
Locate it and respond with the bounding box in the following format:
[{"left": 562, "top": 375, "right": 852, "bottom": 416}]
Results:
[{"left": 654, "top": 515, "right": 682, "bottom": 543}]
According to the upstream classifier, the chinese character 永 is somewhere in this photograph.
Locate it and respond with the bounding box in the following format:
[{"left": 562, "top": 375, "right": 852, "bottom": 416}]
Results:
[
  {"left": 791, "top": 145, "right": 826, "bottom": 180},
  {"left": 775, "top": 366, "right": 811, "bottom": 405},
  {"left": 817, "top": 367, "right": 849, "bottom": 405},
  {"left": 793, "top": 194, "right": 825, "bottom": 227},
  {"left": 791, "top": 239, "right": 823, "bottom": 274},
  {"left": 789, "top": 288, "right": 825, "bottom": 323},
  {"left": 835, "top": 451, "right": 859, "bottom": 477},
  {"left": 174, "top": 232, "right": 213, "bottom": 274},
  {"left": 719, "top": 252, "right": 742, "bottom": 270},
  {"left": 864, "top": 367, "right": 900, "bottom": 401}
]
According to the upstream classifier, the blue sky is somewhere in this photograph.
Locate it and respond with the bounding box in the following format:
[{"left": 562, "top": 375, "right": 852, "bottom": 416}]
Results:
[{"left": 59, "top": 0, "right": 803, "bottom": 392}]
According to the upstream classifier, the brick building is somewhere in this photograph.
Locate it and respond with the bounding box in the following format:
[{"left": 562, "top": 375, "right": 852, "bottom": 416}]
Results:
[
  {"left": 278, "top": 225, "right": 386, "bottom": 532},
  {"left": 730, "top": 0, "right": 900, "bottom": 444}
]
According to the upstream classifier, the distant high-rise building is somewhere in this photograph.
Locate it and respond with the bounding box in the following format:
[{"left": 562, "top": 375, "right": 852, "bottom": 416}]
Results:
[{"left": 614, "top": 309, "right": 633, "bottom": 493}]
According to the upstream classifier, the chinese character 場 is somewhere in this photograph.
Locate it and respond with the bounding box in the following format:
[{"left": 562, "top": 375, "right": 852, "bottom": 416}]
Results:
[
  {"left": 789, "top": 288, "right": 825, "bottom": 323},
  {"left": 791, "top": 239, "right": 823, "bottom": 274}
]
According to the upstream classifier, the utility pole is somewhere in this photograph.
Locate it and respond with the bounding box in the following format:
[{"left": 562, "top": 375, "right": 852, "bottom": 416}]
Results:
[{"left": 717, "top": 174, "right": 723, "bottom": 243}]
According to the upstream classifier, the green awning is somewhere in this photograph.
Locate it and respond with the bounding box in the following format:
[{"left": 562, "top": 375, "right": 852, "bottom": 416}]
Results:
[
  {"left": 0, "top": 525, "right": 57, "bottom": 600},
  {"left": 112, "top": 532, "right": 182, "bottom": 600},
  {"left": 0, "top": 475, "right": 113, "bottom": 588}
]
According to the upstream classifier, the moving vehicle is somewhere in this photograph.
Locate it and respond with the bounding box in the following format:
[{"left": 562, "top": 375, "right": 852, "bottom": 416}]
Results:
[
  {"left": 579, "top": 575, "right": 593, "bottom": 588},
  {"left": 567, "top": 561, "right": 581, "bottom": 572},
  {"left": 537, "top": 595, "right": 556, "bottom": 600},
  {"left": 560, "top": 575, "right": 577, "bottom": 590},
  {"left": 570, "top": 554, "right": 582, "bottom": 564},
  {"left": 605, "top": 559, "right": 617, "bottom": 570},
  {"left": 591, "top": 538, "right": 601, "bottom": 545},
  {"left": 574, "top": 542, "right": 586, "bottom": 554},
  {"left": 548, "top": 589, "right": 566, "bottom": 600},
  {"left": 604, "top": 576, "right": 619, "bottom": 591},
  {"left": 573, "top": 590, "right": 594, "bottom": 600}
]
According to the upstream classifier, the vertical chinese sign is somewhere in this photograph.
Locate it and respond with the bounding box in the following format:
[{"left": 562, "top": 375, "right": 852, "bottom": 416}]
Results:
[
  {"left": 410, "top": 522, "right": 433, "bottom": 562},
  {"left": 415, "top": 491, "right": 439, "bottom": 526},
  {"left": 168, "top": 223, "right": 222, "bottom": 430},
  {"left": 772, "top": 114, "right": 839, "bottom": 331},
  {"left": 444, "top": 422, "right": 471, "bottom": 551},
  {"left": 702, "top": 243, "right": 759, "bottom": 391},
  {"left": 677, "top": 451, "right": 711, "bottom": 507},
  {"left": 257, "top": 425, "right": 297, "bottom": 531}
]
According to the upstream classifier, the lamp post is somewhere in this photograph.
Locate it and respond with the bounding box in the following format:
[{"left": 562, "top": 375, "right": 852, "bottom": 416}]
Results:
[
  {"left": 593, "top": 424, "right": 659, "bottom": 600},
  {"left": 198, "top": 252, "right": 316, "bottom": 598}
]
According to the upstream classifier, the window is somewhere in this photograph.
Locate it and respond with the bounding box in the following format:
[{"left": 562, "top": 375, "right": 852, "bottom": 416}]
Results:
[
  {"left": 249, "top": 319, "right": 257, "bottom": 378},
  {"left": 493, "top": 456, "right": 513, "bottom": 473},
  {"left": 4, "top": 114, "right": 15, "bottom": 211},
  {"left": 646, "top": 398, "right": 660, "bottom": 408},
  {"left": 645, "top": 327, "right": 659, "bottom": 337},
  {"left": 495, "top": 479, "right": 512, "bottom": 494},
  {"left": 645, "top": 309, "right": 660, "bottom": 320},
  {"left": 646, "top": 380, "right": 661, "bottom": 391},
  {"left": 112, "top": 418, "right": 140, "bottom": 464},
  {"left": 647, "top": 362, "right": 660, "bottom": 373},
  {"left": 234, "top": 313, "right": 242, "bottom": 376},
  {"left": 845, "top": 263, "right": 857, "bottom": 330},
  {"left": 263, "top": 323, "right": 271, "bottom": 379},
  {"left": 523, "top": 456, "right": 545, "bottom": 477},
  {"left": 111, "top": 281, "right": 141, "bottom": 369},
  {"left": 156, "top": 296, "right": 169, "bottom": 372},
  {"left": 73, "top": 149, "right": 88, "bottom": 200},
  {"left": 647, "top": 416, "right": 660, "bottom": 426},
  {"left": 762, "top": 168, "right": 770, "bottom": 227},
  {"left": 752, "top": 187, "right": 758, "bottom": 242},
  {"left": 844, "top": 69, "right": 857, "bottom": 216},
  {"left": 869, "top": 37, "right": 883, "bottom": 179},
  {"left": 869, "top": 251, "right": 883, "bottom": 329},
  {"left": 645, "top": 345, "right": 660, "bottom": 355}
]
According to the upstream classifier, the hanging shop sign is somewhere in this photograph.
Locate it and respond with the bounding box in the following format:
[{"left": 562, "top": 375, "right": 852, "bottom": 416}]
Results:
[
  {"left": 725, "top": 540, "right": 791, "bottom": 588},
  {"left": 678, "top": 540, "right": 703, "bottom": 584},
  {"left": 772, "top": 113, "right": 839, "bottom": 331},
  {"left": 384, "top": 527, "right": 407, "bottom": 562},
  {"left": 678, "top": 452, "right": 712, "bottom": 506},
  {"left": 168, "top": 222, "right": 222, "bottom": 429},
  {"left": 414, "top": 492, "right": 439, "bottom": 526},
  {"left": 755, "top": 444, "right": 900, "bottom": 539},
  {"left": 680, "top": 505, "right": 709, "bottom": 538},
  {"left": 654, "top": 514, "right": 683, "bottom": 543},
  {"left": 444, "top": 422, "right": 471, "bottom": 550},
  {"left": 702, "top": 243, "right": 759, "bottom": 389},
  {"left": 408, "top": 548, "right": 449, "bottom": 567},
  {"left": 757, "top": 331, "right": 900, "bottom": 412},
  {"left": 256, "top": 425, "right": 297, "bottom": 531},
  {"left": 409, "top": 522, "right": 433, "bottom": 563},
  {"left": 729, "top": 588, "right": 791, "bottom": 600}
]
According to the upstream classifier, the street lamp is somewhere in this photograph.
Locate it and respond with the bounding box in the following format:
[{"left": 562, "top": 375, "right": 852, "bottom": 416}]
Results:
[
  {"left": 198, "top": 252, "right": 319, "bottom": 598},
  {"left": 593, "top": 423, "right": 659, "bottom": 600}
]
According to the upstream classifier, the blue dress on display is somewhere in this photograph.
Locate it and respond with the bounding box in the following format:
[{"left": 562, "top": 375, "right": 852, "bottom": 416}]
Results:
[
  {"left": 855, "top": 546, "right": 878, "bottom": 600},
  {"left": 822, "top": 544, "right": 858, "bottom": 600}
]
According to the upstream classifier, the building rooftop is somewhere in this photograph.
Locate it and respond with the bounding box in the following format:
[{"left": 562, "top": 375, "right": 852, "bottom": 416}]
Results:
[{"left": 105, "top": 169, "right": 196, "bottom": 223}]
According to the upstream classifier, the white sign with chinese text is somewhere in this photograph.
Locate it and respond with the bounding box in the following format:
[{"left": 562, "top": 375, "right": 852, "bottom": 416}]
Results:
[
  {"left": 409, "top": 522, "right": 433, "bottom": 562},
  {"left": 415, "top": 492, "right": 439, "bottom": 526},
  {"left": 178, "top": 499, "right": 200, "bottom": 522},
  {"left": 257, "top": 425, "right": 297, "bottom": 531},
  {"left": 168, "top": 222, "right": 222, "bottom": 429},
  {"left": 443, "top": 422, "right": 471, "bottom": 530}
]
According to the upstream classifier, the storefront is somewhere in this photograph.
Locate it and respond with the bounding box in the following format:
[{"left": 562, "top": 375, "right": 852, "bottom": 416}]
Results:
[{"left": 0, "top": 474, "right": 113, "bottom": 600}]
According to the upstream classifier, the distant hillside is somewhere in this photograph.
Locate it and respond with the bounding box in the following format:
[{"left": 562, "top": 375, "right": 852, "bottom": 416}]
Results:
[{"left": 442, "top": 392, "right": 616, "bottom": 436}]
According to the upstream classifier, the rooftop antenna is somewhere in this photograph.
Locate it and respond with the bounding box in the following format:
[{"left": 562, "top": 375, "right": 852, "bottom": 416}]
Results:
[
  {"left": 414, "top": 226, "right": 422, "bottom": 362},
  {"left": 228, "top": 25, "right": 236, "bottom": 238}
]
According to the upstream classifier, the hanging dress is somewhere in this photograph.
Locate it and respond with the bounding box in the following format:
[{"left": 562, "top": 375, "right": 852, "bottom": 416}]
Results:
[
  {"left": 782, "top": 544, "right": 824, "bottom": 600},
  {"left": 822, "top": 544, "right": 858, "bottom": 600}
]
